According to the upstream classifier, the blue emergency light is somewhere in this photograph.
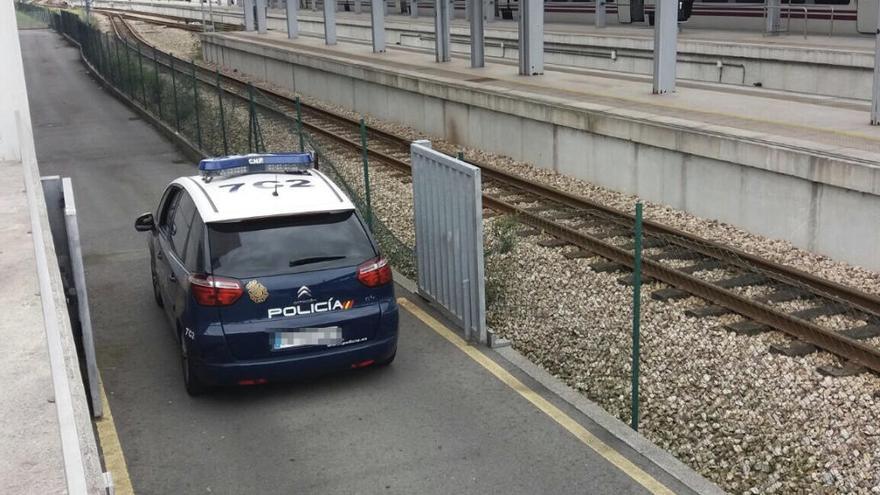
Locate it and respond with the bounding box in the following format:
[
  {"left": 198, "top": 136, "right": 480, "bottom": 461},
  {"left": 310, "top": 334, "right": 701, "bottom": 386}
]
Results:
[{"left": 198, "top": 153, "right": 314, "bottom": 181}]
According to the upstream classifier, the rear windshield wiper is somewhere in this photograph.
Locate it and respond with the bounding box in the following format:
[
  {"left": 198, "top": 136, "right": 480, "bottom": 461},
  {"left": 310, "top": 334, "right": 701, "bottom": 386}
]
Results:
[{"left": 289, "top": 255, "right": 346, "bottom": 267}]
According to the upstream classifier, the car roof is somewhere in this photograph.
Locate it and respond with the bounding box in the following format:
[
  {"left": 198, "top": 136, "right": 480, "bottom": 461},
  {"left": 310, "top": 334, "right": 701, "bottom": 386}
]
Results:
[{"left": 173, "top": 170, "right": 356, "bottom": 223}]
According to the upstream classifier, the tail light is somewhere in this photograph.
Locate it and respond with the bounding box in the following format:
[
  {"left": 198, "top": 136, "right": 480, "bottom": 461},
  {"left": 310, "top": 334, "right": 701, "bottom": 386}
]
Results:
[
  {"left": 357, "top": 257, "right": 392, "bottom": 287},
  {"left": 189, "top": 274, "right": 243, "bottom": 306}
]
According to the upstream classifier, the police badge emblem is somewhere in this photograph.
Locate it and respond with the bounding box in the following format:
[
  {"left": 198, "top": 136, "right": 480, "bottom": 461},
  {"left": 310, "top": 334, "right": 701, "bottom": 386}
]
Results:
[{"left": 246, "top": 280, "right": 269, "bottom": 303}]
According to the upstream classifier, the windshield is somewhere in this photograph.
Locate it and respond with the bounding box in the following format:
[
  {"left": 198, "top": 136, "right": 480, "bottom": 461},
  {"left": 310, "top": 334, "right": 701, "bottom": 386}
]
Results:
[{"left": 208, "top": 211, "right": 376, "bottom": 278}]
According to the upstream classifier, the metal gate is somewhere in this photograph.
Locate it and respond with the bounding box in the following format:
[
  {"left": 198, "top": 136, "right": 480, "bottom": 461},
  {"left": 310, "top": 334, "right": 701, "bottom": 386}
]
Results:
[{"left": 411, "top": 140, "right": 487, "bottom": 343}]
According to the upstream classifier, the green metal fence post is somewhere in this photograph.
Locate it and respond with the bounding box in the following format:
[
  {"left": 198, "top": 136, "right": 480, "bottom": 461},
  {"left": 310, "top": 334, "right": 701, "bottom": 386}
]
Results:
[
  {"left": 170, "top": 57, "right": 180, "bottom": 132},
  {"left": 124, "top": 40, "right": 134, "bottom": 99},
  {"left": 192, "top": 61, "right": 202, "bottom": 151},
  {"left": 631, "top": 201, "right": 643, "bottom": 432},
  {"left": 137, "top": 43, "right": 146, "bottom": 106},
  {"left": 359, "top": 117, "right": 373, "bottom": 230},
  {"left": 153, "top": 46, "right": 162, "bottom": 120},
  {"left": 295, "top": 96, "right": 305, "bottom": 152},
  {"left": 247, "top": 84, "right": 255, "bottom": 153},
  {"left": 113, "top": 35, "right": 121, "bottom": 87},
  {"left": 216, "top": 68, "right": 229, "bottom": 155},
  {"left": 102, "top": 32, "right": 110, "bottom": 80}
]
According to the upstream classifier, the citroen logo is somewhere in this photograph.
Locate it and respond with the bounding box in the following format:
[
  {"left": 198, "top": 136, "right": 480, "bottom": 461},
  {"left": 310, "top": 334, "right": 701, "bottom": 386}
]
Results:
[{"left": 297, "top": 286, "right": 312, "bottom": 299}]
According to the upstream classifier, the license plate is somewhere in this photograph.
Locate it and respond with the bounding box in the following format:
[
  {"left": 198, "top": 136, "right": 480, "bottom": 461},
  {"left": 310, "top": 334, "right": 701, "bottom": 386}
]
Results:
[{"left": 272, "top": 327, "right": 342, "bottom": 350}]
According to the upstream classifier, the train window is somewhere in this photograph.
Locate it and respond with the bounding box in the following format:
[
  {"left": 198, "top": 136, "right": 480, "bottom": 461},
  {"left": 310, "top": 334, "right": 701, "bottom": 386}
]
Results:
[
  {"left": 734, "top": 0, "right": 763, "bottom": 3},
  {"left": 813, "top": 0, "right": 848, "bottom": 4}
]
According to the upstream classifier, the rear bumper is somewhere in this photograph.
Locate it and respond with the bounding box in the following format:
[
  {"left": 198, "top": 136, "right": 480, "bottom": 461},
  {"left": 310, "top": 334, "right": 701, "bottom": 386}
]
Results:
[{"left": 191, "top": 333, "right": 398, "bottom": 386}]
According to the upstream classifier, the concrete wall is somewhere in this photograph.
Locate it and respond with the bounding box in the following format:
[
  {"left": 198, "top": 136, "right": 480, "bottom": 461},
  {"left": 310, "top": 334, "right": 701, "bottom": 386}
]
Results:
[
  {"left": 203, "top": 35, "right": 880, "bottom": 271},
  {"left": 1, "top": 1, "right": 36, "bottom": 162},
  {"left": 104, "top": 0, "right": 876, "bottom": 100}
]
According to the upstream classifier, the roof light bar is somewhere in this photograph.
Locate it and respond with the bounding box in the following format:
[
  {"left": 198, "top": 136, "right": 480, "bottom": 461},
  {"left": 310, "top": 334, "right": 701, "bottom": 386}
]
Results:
[{"left": 198, "top": 153, "right": 314, "bottom": 181}]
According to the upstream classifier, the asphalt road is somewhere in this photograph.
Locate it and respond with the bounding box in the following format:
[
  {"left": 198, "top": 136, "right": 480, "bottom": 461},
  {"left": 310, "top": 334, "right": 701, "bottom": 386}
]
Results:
[{"left": 21, "top": 29, "right": 694, "bottom": 495}]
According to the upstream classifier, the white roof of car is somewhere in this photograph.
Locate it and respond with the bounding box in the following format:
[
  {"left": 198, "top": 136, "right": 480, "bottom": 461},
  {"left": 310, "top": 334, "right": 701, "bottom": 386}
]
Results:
[{"left": 174, "top": 170, "right": 356, "bottom": 223}]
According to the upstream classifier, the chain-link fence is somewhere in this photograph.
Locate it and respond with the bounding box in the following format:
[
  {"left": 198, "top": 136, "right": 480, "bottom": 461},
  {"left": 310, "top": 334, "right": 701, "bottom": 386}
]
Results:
[{"left": 42, "top": 7, "right": 417, "bottom": 279}]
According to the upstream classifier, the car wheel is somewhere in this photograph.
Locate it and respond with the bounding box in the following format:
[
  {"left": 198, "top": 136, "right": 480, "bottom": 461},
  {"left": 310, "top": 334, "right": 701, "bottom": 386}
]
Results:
[
  {"left": 151, "top": 269, "right": 163, "bottom": 308},
  {"left": 376, "top": 350, "right": 396, "bottom": 367},
  {"left": 180, "top": 333, "right": 207, "bottom": 396}
]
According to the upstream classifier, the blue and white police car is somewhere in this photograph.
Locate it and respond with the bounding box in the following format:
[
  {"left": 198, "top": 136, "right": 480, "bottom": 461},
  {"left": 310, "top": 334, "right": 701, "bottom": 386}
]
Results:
[{"left": 134, "top": 153, "right": 398, "bottom": 395}]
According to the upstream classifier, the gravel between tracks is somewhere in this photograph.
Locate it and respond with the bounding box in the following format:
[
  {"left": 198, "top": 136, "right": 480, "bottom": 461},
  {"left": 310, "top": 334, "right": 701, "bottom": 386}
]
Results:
[{"left": 122, "top": 31, "right": 880, "bottom": 493}]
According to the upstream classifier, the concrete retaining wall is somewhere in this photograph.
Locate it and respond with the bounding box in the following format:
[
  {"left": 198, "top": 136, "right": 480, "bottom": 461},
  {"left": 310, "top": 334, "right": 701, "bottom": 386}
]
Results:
[{"left": 202, "top": 34, "right": 880, "bottom": 271}]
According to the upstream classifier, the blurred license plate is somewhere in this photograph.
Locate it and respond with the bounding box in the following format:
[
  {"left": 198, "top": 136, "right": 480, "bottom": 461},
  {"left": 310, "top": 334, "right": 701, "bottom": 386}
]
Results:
[{"left": 273, "top": 328, "right": 341, "bottom": 350}]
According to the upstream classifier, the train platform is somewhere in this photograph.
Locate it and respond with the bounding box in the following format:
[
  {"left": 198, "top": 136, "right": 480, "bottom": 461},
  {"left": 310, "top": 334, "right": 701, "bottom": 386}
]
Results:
[{"left": 21, "top": 26, "right": 723, "bottom": 494}]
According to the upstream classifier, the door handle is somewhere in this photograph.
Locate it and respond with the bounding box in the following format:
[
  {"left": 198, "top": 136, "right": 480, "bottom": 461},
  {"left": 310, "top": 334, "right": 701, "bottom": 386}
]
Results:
[{"left": 169, "top": 273, "right": 177, "bottom": 283}]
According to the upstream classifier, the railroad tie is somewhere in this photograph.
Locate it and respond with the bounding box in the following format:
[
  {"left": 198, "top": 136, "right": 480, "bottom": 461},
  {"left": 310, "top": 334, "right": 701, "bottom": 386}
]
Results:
[
  {"left": 590, "top": 261, "right": 625, "bottom": 273},
  {"left": 842, "top": 324, "right": 880, "bottom": 340},
  {"left": 590, "top": 226, "right": 631, "bottom": 239},
  {"left": 651, "top": 288, "right": 690, "bottom": 301},
  {"left": 549, "top": 210, "right": 586, "bottom": 221},
  {"left": 621, "top": 237, "right": 666, "bottom": 251},
  {"left": 714, "top": 273, "right": 769, "bottom": 289},
  {"left": 755, "top": 287, "right": 813, "bottom": 304},
  {"left": 652, "top": 248, "right": 704, "bottom": 261},
  {"left": 816, "top": 362, "right": 865, "bottom": 377},
  {"left": 537, "top": 238, "right": 569, "bottom": 248},
  {"left": 769, "top": 341, "right": 818, "bottom": 357},
  {"left": 685, "top": 305, "right": 733, "bottom": 318},
  {"left": 617, "top": 273, "right": 656, "bottom": 286},
  {"left": 788, "top": 303, "right": 848, "bottom": 320},
  {"left": 722, "top": 320, "right": 770, "bottom": 336},
  {"left": 563, "top": 250, "right": 593, "bottom": 260},
  {"left": 678, "top": 259, "right": 724, "bottom": 274},
  {"left": 525, "top": 204, "right": 559, "bottom": 214},
  {"left": 517, "top": 228, "right": 542, "bottom": 237}
]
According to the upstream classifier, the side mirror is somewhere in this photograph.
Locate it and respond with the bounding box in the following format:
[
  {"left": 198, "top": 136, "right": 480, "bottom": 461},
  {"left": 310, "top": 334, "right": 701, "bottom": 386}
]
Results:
[{"left": 134, "top": 212, "right": 155, "bottom": 232}]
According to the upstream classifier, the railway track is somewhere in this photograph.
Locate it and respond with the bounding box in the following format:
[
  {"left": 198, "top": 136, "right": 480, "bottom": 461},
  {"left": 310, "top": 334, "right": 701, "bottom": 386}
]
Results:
[
  {"left": 96, "top": 7, "right": 240, "bottom": 33},
  {"left": 108, "top": 14, "right": 880, "bottom": 375}
]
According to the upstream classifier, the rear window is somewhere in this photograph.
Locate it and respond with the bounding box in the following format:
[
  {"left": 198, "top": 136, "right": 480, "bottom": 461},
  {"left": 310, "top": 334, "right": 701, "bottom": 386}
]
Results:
[{"left": 207, "top": 211, "right": 376, "bottom": 278}]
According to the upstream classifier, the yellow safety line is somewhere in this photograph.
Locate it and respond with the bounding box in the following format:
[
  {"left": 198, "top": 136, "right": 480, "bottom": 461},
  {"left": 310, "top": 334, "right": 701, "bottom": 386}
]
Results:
[
  {"left": 398, "top": 298, "right": 675, "bottom": 495},
  {"left": 94, "top": 372, "right": 135, "bottom": 495}
]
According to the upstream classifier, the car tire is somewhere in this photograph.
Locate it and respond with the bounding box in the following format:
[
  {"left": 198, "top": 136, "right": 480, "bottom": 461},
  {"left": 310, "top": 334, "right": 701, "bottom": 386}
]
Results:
[
  {"left": 151, "top": 269, "right": 163, "bottom": 308},
  {"left": 180, "top": 333, "right": 207, "bottom": 396},
  {"left": 376, "top": 350, "right": 396, "bottom": 367}
]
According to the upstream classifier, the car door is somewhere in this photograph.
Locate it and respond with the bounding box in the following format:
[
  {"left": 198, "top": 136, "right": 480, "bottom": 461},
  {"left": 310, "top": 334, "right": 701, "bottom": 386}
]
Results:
[
  {"left": 165, "top": 192, "right": 198, "bottom": 326},
  {"left": 155, "top": 186, "right": 182, "bottom": 321}
]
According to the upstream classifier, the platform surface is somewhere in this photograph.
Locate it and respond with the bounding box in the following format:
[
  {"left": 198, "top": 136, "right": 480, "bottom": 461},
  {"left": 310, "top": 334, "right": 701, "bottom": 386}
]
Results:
[
  {"left": 21, "top": 27, "right": 717, "bottom": 495},
  {"left": 224, "top": 29, "right": 880, "bottom": 156}
]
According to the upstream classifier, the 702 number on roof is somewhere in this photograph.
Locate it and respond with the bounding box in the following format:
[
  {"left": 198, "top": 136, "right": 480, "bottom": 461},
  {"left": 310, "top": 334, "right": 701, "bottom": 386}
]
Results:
[{"left": 218, "top": 179, "right": 312, "bottom": 192}]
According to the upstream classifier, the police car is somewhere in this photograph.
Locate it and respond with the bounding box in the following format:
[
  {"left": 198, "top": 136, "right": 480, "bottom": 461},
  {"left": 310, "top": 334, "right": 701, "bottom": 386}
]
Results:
[{"left": 134, "top": 153, "right": 398, "bottom": 395}]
